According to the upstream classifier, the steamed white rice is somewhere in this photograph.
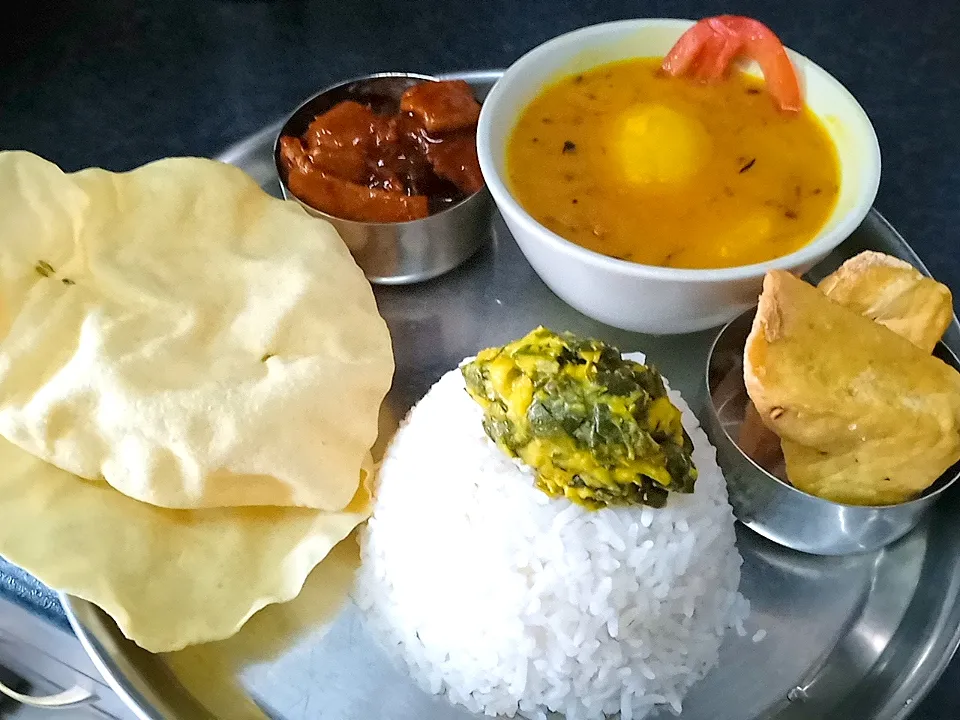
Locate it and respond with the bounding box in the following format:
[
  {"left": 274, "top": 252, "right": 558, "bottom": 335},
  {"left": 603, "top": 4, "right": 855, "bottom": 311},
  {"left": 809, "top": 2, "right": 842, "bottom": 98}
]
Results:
[{"left": 355, "top": 356, "right": 747, "bottom": 720}]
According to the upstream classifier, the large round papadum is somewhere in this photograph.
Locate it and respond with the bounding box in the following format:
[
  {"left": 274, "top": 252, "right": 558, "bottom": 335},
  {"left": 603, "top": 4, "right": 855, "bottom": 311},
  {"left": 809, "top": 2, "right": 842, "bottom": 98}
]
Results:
[
  {"left": 0, "top": 437, "right": 373, "bottom": 652},
  {"left": 0, "top": 152, "right": 393, "bottom": 510}
]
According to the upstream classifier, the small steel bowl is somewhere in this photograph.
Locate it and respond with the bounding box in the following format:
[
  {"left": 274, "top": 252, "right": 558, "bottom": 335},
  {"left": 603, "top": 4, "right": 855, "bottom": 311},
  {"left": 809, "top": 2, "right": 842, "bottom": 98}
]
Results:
[
  {"left": 274, "top": 72, "right": 493, "bottom": 285},
  {"left": 703, "top": 308, "right": 960, "bottom": 556}
]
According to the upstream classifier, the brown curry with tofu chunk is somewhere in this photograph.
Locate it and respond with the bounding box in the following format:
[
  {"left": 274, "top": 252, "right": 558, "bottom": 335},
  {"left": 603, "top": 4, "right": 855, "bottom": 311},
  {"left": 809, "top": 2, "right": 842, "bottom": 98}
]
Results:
[{"left": 279, "top": 80, "right": 484, "bottom": 223}]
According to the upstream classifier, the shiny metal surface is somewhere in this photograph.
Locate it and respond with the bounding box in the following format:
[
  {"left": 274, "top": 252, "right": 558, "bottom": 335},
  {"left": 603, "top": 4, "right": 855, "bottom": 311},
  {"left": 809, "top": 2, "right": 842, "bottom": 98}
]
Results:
[
  {"left": 705, "top": 309, "right": 960, "bottom": 556},
  {"left": 274, "top": 72, "right": 493, "bottom": 285},
  {"left": 62, "top": 71, "right": 960, "bottom": 720}
]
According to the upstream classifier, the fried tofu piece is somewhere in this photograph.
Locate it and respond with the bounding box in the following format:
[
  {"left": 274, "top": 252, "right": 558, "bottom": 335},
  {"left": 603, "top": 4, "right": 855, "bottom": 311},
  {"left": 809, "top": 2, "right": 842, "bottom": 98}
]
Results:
[
  {"left": 400, "top": 80, "right": 481, "bottom": 133},
  {"left": 306, "top": 145, "right": 368, "bottom": 185},
  {"left": 278, "top": 135, "right": 312, "bottom": 175},
  {"left": 819, "top": 251, "right": 953, "bottom": 353},
  {"left": 286, "top": 167, "right": 428, "bottom": 223},
  {"left": 304, "top": 100, "right": 383, "bottom": 152},
  {"left": 425, "top": 133, "right": 485, "bottom": 194},
  {"left": 744, "top": 270, "right": 960, "bottom": 505}
]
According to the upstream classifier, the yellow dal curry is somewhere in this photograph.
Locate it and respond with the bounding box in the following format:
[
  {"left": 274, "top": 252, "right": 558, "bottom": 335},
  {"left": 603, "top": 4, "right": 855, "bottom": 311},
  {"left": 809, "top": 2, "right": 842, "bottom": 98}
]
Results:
[{"left": 506, "top": 58, "right": 840, "bottom": 269}]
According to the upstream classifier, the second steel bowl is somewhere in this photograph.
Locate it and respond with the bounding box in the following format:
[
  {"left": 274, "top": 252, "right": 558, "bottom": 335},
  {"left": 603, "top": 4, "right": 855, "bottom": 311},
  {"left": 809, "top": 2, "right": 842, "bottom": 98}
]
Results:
[
  {"left": 274, "top": 72, "right": 493, "bottom": 285},
  {"left": 703, "top": 308, "right": 960, "bottom": 556}
]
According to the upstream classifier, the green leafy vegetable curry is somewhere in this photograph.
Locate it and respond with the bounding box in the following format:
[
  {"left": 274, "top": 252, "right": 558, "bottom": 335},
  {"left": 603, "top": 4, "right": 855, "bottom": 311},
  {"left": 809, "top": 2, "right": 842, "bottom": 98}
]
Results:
[{"left": 461, "top": 327, "right": 697, "bottom": 509}]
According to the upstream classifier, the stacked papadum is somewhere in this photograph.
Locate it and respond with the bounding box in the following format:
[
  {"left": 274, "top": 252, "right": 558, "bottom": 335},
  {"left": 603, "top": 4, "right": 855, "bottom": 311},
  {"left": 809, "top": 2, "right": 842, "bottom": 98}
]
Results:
[{"left": 0, "top": 152, "right": 393, "bottom": 651}]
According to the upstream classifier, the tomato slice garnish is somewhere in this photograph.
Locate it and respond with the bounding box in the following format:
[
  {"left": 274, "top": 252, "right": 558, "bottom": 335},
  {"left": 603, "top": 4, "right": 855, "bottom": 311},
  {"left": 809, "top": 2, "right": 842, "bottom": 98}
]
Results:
[
  {"left": 662, "top": 16, "right": 803, "bottom": 113},
  {"left": 660, "top": 19, "right": 716, "bottom": 76},
  {"left": 691, "top": 29, "right": 729, "bottom": 80}
]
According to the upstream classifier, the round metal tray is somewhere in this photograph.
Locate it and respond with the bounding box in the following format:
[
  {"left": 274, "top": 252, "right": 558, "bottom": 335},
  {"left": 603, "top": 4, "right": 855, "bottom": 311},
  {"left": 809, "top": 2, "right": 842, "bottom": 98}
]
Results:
[{"left": 61, "top": 70, "right": 960, "bottom": 720}]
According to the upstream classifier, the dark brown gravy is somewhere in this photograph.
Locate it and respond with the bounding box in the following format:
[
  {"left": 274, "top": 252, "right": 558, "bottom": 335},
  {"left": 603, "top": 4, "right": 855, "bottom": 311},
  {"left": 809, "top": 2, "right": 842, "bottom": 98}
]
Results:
[{"left": 279, "top": 80, "right": 484, "bottom": 223}]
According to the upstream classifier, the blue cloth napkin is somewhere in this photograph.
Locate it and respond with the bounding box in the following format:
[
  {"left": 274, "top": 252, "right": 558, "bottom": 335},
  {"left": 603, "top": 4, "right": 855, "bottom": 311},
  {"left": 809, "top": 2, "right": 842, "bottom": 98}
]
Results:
[{"left": 0, "top": 555, "right": 70, "bottom": 631}]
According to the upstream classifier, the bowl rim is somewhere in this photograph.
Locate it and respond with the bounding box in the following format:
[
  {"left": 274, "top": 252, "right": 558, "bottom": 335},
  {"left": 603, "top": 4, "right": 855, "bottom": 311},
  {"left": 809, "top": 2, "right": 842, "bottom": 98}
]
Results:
[
  {"left": 705, "top": 307, "right": 960, "bottom": 511},
  {"left": 475, "top": 17, "right": 883, "bottom": 282},
  {"left": 273, "top": 71, "right": 486, "bottom": 228}
]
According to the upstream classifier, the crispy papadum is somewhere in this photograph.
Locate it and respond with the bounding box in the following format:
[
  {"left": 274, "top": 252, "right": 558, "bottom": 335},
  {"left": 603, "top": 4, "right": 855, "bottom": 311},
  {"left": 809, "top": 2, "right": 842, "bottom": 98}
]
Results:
[
  {"left": 819, "top": 251, "right": 953, "bottom": 353},
  {"left": 0, "top": 439, "right": 372, "bottom": 652},
  {"left": 0, "top": 152, "right": 393, "bottom": 511},
  {"left": 744, "top": 270, "right": 960, "bottom": 505}
]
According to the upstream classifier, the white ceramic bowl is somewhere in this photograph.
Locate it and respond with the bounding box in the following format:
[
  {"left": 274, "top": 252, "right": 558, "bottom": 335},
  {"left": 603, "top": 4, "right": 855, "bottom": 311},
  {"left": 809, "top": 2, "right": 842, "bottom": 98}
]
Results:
[{"left": 476, "top": 19, "right": 881, "bottom": 335}]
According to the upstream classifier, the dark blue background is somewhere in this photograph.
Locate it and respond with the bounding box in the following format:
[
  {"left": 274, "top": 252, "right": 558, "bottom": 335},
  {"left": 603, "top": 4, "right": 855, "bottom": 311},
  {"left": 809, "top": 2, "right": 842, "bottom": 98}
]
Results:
[{"left": 0, "top": 1, "right": 957, "bottom": 717}]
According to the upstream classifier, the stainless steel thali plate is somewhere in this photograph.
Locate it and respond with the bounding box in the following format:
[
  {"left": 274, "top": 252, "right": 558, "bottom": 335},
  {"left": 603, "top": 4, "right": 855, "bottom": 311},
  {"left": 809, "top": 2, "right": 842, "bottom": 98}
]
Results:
[{"left": 61, "top": 70, "right": 960, "bottom": 720}]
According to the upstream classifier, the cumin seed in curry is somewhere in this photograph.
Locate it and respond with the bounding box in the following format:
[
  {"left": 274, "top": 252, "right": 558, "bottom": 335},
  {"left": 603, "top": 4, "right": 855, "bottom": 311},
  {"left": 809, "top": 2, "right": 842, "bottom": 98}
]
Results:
[{"left": 506, "top": 58, "right": 840, "bottom": 269}]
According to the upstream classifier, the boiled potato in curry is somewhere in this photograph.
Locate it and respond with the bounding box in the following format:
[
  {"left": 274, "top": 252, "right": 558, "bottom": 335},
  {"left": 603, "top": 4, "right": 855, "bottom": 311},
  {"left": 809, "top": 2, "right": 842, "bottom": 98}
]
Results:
[{"left": 507, "top": 58, "right": 840, "bottom": 269}]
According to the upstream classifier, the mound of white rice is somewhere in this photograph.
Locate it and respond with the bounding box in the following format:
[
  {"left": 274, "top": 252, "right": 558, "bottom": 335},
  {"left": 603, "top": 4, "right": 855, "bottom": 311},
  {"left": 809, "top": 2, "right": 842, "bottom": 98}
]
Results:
[{"left": 355, "top": 356, "right": 747, "bottom": 720}]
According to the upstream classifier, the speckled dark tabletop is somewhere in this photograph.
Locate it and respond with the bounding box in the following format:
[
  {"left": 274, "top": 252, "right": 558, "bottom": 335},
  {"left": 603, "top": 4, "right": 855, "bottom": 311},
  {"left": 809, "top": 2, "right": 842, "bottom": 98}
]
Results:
[{"left": 1, "top": 0, "right": 958, "bottom": 716}]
